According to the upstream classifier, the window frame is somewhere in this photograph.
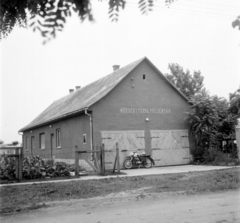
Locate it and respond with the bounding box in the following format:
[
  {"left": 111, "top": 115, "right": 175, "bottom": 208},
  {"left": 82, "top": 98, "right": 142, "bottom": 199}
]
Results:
[
  {"left": 39, "top": 133, "right": 45, "bottom": 150},
  {"left": 56, "top": 129, "right": 61, "bottom": 149}
]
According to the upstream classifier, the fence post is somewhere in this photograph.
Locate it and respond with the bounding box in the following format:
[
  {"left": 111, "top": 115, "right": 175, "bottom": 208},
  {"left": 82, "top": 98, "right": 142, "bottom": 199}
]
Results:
[
  {"left": 113, "top": 152, "right": 117, "bottom": 173},
  {"left": 75, "top": 146, "right": 79, "bottom": 178},
  {"left": 100, "top": 145, "right": 102, "bottom": 175},
  {"left": 235, "top": 118, "right": 240, "bottom": 160},
  {"left": 101, "top": 144, "right": 105, "bottom": 175},
  {"left": 18, "top": 147, "right": 23, "bottom": 181},
  {"left": 15, "top": 148, "right": 19, "bottom": 180},
  {"left": 116, "top": 143, "right": 120, "bottom": 174},
  {"left": 94, "top": 146, "right": 100, "bottom": 172}
]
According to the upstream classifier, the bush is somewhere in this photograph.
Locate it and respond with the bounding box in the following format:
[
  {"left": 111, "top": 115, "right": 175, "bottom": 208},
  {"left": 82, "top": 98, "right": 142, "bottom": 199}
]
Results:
[
  {"left": 0, "top": 155, "right": 74, "bottom": 180},
  {"left": 0, "top": 157, "right": 16, "bottom": 179},
  {"left": 192, "top": 146, "right": 206, "bottom": 161},
  {"left": 203, "top": 147, "right": 219, "bottom": 163},
  {"left": 202, "top": 147, "right": 239, "bottom": 166},
  {"left": 230, "top": 146, "right": 238, "bottom": 159}
]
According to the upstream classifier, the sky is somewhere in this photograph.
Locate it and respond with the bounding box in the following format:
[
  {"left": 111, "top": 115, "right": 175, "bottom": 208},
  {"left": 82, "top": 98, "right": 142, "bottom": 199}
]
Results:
[{"left": 0, "top": 0, "right": 240, "bottom": 144}]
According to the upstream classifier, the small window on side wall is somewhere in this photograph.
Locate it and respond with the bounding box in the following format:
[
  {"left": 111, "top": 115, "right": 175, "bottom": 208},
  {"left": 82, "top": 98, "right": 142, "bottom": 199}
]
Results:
[
  {"left": 56, "top": 129, "right": 61, "bottom": 148},
  {"left": 39, "top": 133, "right": 45, "bottom": 150},
  {"left": 143, "top": 74, "right": 146, "bottom": 80},
  {"left": 31, "top": 136, "right": 35, "bottom": 153},
  {"left": 25, "top": 137, "right": 28, "bottom": 151},
  {"left": 83, "top": 134, "right": 87, "bottom": 144}
]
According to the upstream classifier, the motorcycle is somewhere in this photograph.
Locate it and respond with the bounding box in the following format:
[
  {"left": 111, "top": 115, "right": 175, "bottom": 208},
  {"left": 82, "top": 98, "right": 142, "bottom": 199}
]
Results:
[{"left": 123, "top": 151, "right": 155, "bottom": 169}]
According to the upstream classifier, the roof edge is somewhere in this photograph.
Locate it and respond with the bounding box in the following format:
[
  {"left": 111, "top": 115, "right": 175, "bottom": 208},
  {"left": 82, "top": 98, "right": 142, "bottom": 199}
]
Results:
[
  {"left": 19, "top": 108, "right": 87, "bottom": 132},
  {"left": 144, "top": 57, "right": 190, "bottom": 102}
]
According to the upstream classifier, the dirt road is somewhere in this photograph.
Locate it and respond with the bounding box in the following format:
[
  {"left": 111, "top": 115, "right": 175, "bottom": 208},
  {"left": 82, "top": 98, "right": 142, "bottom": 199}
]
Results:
[{"left": 1, "top": 189, "right": 240, "bottom": 223}]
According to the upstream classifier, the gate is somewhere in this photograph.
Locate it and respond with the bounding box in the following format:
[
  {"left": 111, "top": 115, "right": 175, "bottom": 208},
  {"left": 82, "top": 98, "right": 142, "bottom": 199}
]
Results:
[
  {"left": 101, "top": 132, "right": 124, "bottom": 169},
  {"left": 151, "top": 130, "right": 190, "bottom": 166},
  {"left": 101, "top": 131, "right": 145, "bottom": 169}
]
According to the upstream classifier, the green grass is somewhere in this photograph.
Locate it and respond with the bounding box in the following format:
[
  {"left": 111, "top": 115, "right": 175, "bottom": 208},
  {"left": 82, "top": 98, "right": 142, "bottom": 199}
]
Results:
[{"left": 0, "top": 168, "right": 239, "bottom": 214}]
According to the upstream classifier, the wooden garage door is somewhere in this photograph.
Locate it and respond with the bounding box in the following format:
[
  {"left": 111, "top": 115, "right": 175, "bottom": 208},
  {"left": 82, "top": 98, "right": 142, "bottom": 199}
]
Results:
[
  {"left": 151, "top": 130, "right": 190, "bottom": 166},
  {"left": 125, "top": 131, "right": 145, "bottom": 153},
  {"left": 101, "top": 131, "right": 145, "bottom": 169}
]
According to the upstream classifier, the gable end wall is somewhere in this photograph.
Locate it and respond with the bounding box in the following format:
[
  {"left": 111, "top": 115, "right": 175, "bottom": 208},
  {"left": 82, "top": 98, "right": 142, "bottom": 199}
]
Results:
[{"left": 91, "top": 60, "right": 194, "bottom": 154}]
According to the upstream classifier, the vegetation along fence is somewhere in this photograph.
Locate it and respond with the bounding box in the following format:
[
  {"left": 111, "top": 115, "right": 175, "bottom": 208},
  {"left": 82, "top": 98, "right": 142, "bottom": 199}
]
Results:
[
  {"left": 0, "top": 144, "right": 121, "bottom": 182},
  {"left": 0, "top": 147, "right": 23, "bottom": 181}
]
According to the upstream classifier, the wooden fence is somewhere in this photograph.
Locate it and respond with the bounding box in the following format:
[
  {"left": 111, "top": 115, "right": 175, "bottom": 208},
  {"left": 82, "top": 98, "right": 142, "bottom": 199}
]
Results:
[
  {"left": 75, "top": 143, "right": 120, "bottom": 177},
  {"left": 0, "top": 144, "right": 121, "bottom": 182},
  {"left": 0, "top": 147, "right": 23, "bottom": 181}
]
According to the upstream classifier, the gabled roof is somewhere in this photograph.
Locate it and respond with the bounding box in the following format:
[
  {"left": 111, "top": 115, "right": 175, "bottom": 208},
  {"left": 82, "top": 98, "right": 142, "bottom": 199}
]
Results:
[{"left": 19, "top": 57, "right": 188, "bottom": 132}]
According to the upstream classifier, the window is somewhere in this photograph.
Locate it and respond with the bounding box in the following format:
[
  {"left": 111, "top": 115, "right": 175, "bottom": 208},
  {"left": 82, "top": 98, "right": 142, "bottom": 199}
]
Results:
[
  {"left": 143, "top": 74, "right": 146, "bottom": 80},
  {"left": 25, "top": 137, "right": 28, "bottom": 151},
  {"left": 56, "top": 129, "right": 61, "bottom": 148},
  {"left": 31, "top": 136, "right": 35, "bottom": 154},
  {"left": 39, "top": 133, "right": 45, "bottom": 150},
  {"left": 51, "top": 134, "right": 55, "bottom": 149},
  {"left": 83, "top": 134, "right": 87, "bottom": 144}
]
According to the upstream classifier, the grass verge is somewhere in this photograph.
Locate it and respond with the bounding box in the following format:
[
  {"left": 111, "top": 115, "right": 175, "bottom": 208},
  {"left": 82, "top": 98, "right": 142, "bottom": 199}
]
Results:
[{"left": 0, "top": 167, "right": 239, "bottom": 214}]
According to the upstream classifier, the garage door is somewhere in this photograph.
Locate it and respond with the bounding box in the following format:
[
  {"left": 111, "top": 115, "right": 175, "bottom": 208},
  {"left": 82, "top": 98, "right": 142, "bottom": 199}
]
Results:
[
  {"left": 151, "top": 130, "right": 190, "bottom": 166},
  {"left": 101, "top": 131, "right": 145, "bottom": 169}
]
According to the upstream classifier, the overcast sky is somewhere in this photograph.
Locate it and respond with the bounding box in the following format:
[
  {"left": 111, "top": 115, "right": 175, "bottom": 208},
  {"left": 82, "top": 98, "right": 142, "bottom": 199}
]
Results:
[{"left": 0, "top": 0, "right": 240, "bottom": 143}]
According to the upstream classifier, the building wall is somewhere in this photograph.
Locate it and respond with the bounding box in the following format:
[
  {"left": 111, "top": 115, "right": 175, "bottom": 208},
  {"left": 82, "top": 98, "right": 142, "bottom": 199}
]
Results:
[
  {"left": 91, "top": 60, "right": 194, "bottom": 154},
  {"left": 23, "top": 60, "right": 194, "bottom": 163},
  {"left": 23, "top": 114, "right": 91, "bottom": 160}
]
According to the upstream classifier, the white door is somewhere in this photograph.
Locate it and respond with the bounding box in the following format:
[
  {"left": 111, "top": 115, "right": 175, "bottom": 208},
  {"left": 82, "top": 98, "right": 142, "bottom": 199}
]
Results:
[
  {"left": 101, "top": 131, "right": 145, "bottom": 169},
  {"left": 151, "top": 130, "right": 190, "bottom": 166}
]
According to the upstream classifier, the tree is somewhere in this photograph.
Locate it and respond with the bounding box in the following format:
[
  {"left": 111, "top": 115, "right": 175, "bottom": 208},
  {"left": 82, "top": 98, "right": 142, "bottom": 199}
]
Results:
[
  {"left": 0, "top": 140, "right": 4, "bottom": 145},
  {"left": 165, "top": 63, "right": 204, "bottom": 98},
  {"left": 0, "top": 0, "right": 239, "bottom": 44},
  {"left": 186, "top": 89, "right": 219, "bottom": 150},
  {"left": 186, "top": 89, "right": 239, "bottom": 157},
  {"left": 12, "top": 141, "right": 19, "bottom": 146},
  {"left": 229, "top": 86, "right": 240, "bottom": 115},
  {"left": 212, "top": 95, "right": 239, "bottom": 139}
]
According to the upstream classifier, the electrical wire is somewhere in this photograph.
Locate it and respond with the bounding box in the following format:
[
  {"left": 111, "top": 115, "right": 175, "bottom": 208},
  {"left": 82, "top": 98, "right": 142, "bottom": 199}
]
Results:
[
  {"left": 126, "top": 1, "right": 238, "bottom": 20},
  {"left": 187, "top": 0, "right": 240, "bottom": 9},
  {"left": 127, "top": 1, "right": 238, "bottom": 17},
  {"left": 168, "top": 2, "right": 239, "bottom": 15}
]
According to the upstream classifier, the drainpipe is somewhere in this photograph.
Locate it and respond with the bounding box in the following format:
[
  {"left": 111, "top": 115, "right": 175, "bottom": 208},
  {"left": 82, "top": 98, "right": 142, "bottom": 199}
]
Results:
[{"left": 85, "top": 109, "right": 93, "bottom": 157}]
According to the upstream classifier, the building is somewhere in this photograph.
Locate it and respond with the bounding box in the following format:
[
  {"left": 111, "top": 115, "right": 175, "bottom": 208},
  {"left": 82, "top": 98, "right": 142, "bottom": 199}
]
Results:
[{"left": 19, "top": 57, "right": 194, "bottom": 169}]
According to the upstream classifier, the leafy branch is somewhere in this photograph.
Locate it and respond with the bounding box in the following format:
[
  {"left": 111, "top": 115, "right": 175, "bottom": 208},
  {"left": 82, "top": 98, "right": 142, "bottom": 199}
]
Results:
[
  {"left": 138, "top": 0, "right": 154, "bottom": 15},
  {"left": 108, "top": 0, "right": 126, "bottom": 22},
  {"left": 0, "top": 0, "right": 94, "bottom": 44},
  {"left": 232, "top": 16, "right": 240, "bottom": 30},
  {"left": 0, "top": 0, "right": 239, "bottom": 43}
]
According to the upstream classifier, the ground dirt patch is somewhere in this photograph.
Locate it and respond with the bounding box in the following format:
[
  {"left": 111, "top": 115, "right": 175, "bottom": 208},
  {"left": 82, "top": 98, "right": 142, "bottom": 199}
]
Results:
[{"left": 0, "top": 167, "right": 239, "bottom": 215}]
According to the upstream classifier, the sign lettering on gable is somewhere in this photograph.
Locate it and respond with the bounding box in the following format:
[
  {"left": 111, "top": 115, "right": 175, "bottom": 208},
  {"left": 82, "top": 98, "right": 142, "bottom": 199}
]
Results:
[{"left": 120, "top": 108, "right": 171, "bottom": 114}]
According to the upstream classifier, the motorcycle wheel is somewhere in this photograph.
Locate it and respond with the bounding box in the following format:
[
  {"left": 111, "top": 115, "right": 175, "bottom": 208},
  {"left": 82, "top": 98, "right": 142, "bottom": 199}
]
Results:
[
  {"left": 123, "top": 158, "right": 133, "bottom": 169},
  {"left": 143, "top": 157, "right": 152, "bottom": 168}
]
